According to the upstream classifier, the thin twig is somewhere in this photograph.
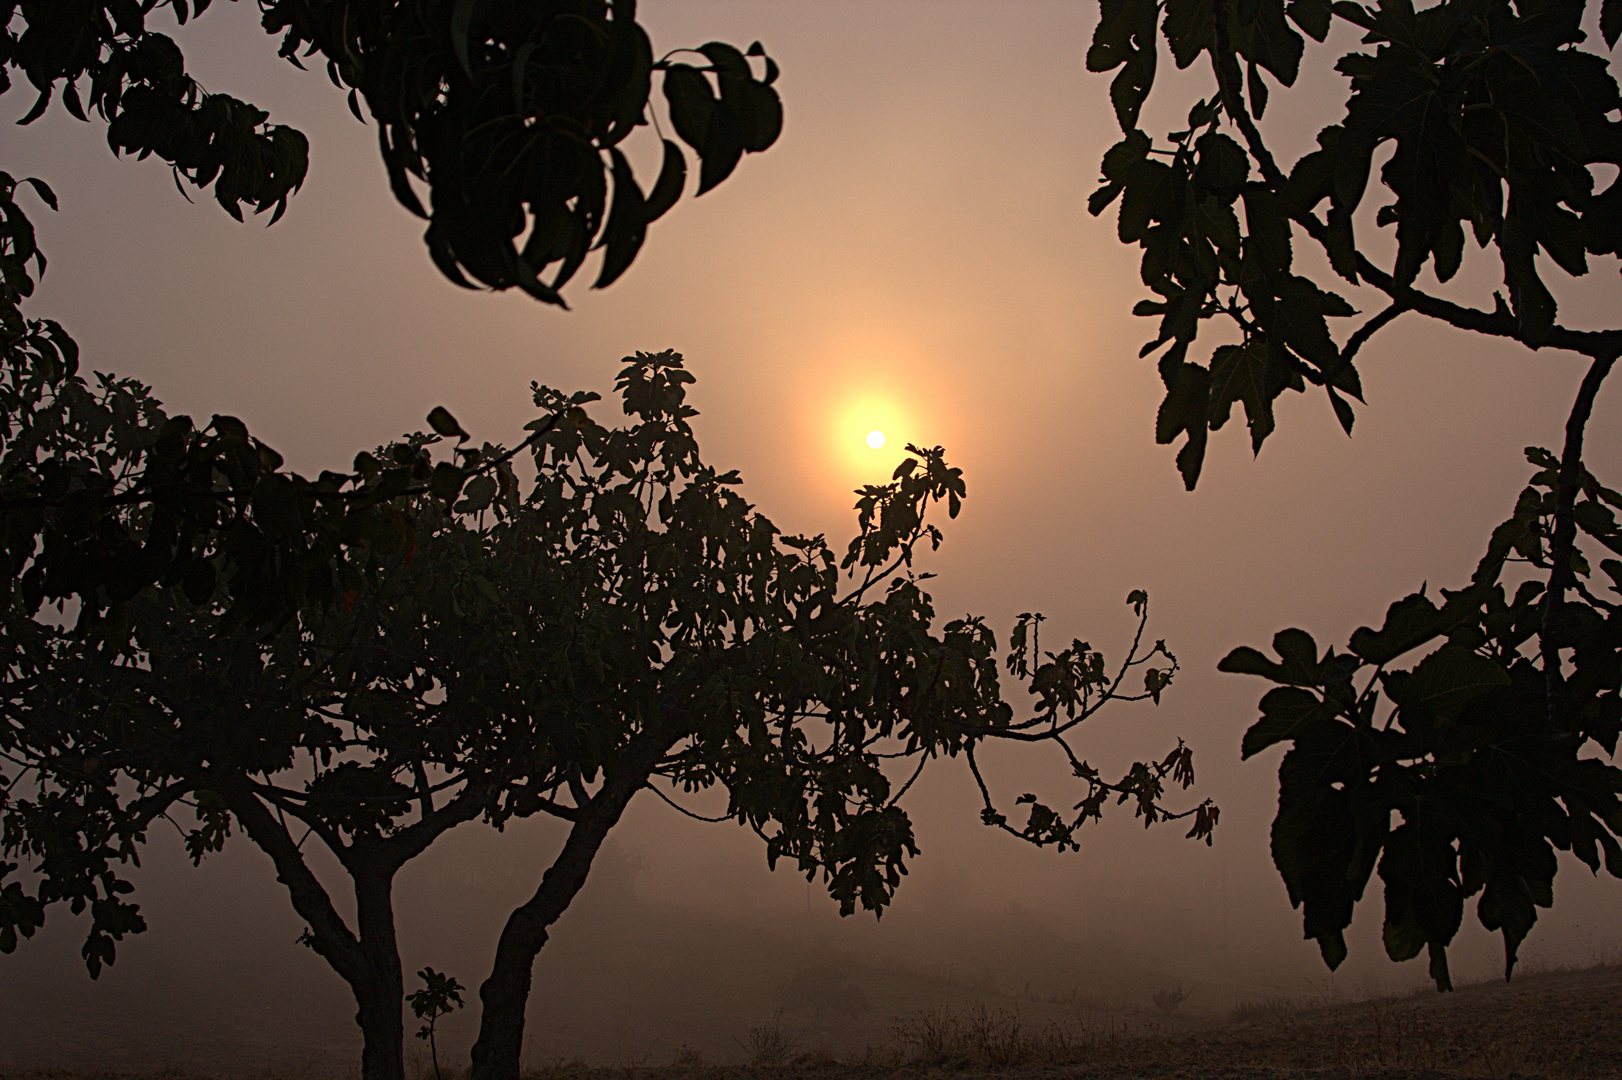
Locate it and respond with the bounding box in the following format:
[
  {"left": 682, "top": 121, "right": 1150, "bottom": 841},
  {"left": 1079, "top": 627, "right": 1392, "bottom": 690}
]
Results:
[{"left": 646, "top": 781, "right": 731, "bottom": 823}]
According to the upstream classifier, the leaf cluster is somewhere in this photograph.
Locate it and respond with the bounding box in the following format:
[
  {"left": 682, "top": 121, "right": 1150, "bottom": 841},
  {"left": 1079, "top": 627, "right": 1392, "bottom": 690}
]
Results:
[
  {"left": 1089, "top": 0, "right": 1622, "bottom": 488},
  {"left": 3, "top": 0, "right": 779, "bottom": 301},
  {"left": 1223, "top": 449, "right": 1622, "bottom": 988},
  {"left": 262, "top": 0, "right": 782, "bottom": 302},
  {"left": 970, "top": 600, "right": 1216, "bottom": 853},
  {"left": 0, "top": 176, "right": 566, "bottom": 643},
  {"left": 4, "top": 0, "right": 308, "bottom": 222},
  {"left": 408, "top": 966, "right": 464, "bottom": 1029}
]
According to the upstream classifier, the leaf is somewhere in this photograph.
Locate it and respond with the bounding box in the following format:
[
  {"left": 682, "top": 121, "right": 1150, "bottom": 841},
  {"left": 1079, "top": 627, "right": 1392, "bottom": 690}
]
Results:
[
  {"left": 1209, "top": 337, "right": 1296, "bottom": 452},
  {"left": 455, "top": 474, "right": 499, "bottom": 514},
  {"left": 1195, "top": 132, "right": 1251, "bottom": 197},
  {"left": 1242, "top": 686, "right": 1329, "bottom": 757},
  {"left": 1349, "top": 591, "right": 1447, "bottom": 665},
  {"left": 1240, "top": 1, "right": 1305, "bottom": 87},
  {"left": 1090, "top": 0, "right": 1158, "bottom": 71},
  {"left": 1287, "top": 0, "right": 1332, "bottom": 41},
  {"left": 643, "top": 140, "right": 686, "bottom": 223},
  {"left": 1111, "top": 46, "right": 1158, "bottom": 132},
  {"left": 720, "top": 74, "right": 782, "bottom": 153},
  {"left": 1248, "top": 60, "right": 1270, "bottom": 119},
  {"left": 1377, "top": 825, "right": 1464, "bottom": 989},
  {"left": 1281, "top": 143, "right": 1337, "bottom": 217},
  {"left": 697, "top": 41, "right": 749, "bottom": 78},
  {"left": 426, "top": 407, "right": 468, "bottom": 440},
  {"left": 663, "top": 65, "right": 716, "bottom": 152},
  {"left": 1242, "top": 186, "right": 1293, "bottom": 271},
  {"left": 1117, "top": 159, "right": 1177, "bottom": 242},
  {"left": 1090, "top": 181, "right": 1126, "bottom": 216},
  {"left": 1272, "top": 628, "right": 1322, "bottom": 683},
  {"left": 1478, "top": 868, "right": 1540, "bottom": 979},
  {"left": 594, "top": 149, "right": 648, "bottom": 289},
  {"left": 18, "top": 86, "right": 51, "bottom": 126},
  {"left": 1154, "top": 360, "right": 1211, "bottom": 489},
  {"left": 1219, "top": 628, "right": 1324, "bottom": 686},
  {"left": 1397, "top": 644, "right": 1510, "bottom": 720},
  {"left": 432, "top": 462, "right": 467, "bottom": 504},
  {"left": 1605, "top": 0, "right": 1622, "bottom": 48},
  {"left": 19, "top": 177, "right": 58, "bottom": 212},
  {"left": 1502, "top": 218, "right": 1557, "bottom": 346},
  {"left": 1163, "top": 0, "right": 1215, "bottom": 70},
  {"left": 1101, "top": 131, "right": 1152, "bottom": 187},
  {"left": 1220, "top": 645, "right": 1284, "bottom": 679},
  {"left": 1328, "top": 387, "right": 1356, "bottom": 435},
  {"left": 1433, "top": 218, "right": 1465, "bottom": 283},
  {"left": 1273, "top": 276, "right": 1351, "bottom": 367},
  {"left": 696, "top": 104, "right": 745, "bottom": 196}
]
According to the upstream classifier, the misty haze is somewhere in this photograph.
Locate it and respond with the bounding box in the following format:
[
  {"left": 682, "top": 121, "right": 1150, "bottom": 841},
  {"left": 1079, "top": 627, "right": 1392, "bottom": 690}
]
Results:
[{"left": 4, "top": 2, "right": 1622, "bottom": 1079}]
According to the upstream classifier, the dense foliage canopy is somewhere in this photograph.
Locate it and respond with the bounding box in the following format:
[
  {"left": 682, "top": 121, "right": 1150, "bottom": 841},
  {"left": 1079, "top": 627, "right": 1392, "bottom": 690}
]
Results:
[{"left": 1088, "top": 0, "right": 1622, "bottom": 988}]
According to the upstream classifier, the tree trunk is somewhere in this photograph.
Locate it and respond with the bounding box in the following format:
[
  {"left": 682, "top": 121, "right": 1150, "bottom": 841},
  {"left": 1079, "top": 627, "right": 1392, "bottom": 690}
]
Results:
[
  {"left": 353, "top": 971, "right": 407, "bottom": 1080},
  {"left": 354, "top": 859, "right": 408, "bottom": 1080},
  {"left": 469, "top": 730, "right": 674, "bottom": 1080},
  {"left": 223, "top": 783, "right": 410, "bottom": 1080},
  {"left": 467, "top": 801, "right": 626, "bottom": 1080}
]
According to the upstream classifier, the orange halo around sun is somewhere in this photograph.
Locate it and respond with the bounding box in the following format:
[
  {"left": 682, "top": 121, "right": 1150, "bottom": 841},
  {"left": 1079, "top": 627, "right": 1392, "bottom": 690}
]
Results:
[{"left": 824, "top": 392, "right": 915, "bottom": 489}]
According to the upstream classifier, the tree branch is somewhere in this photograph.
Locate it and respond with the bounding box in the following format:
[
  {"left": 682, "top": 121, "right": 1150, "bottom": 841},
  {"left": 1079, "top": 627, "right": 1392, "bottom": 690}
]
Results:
[
  {"left": 647, "top": 781, "right": 731, "bottom": 823},
  {"left": 1337, "top": 302, "right": 1407, "bottom": 373},
  {"left": 1543, "top": 352, "right": 1618, "bottom": 731},
  {"left": 216, "top": 777, "right": 369, "bottom": 987},
  {"left": 1204, "top": 14, "right": 1622, "bottom": 364},
  {"left": 377, "top": 777, "right": 494, "bottom": 871}
]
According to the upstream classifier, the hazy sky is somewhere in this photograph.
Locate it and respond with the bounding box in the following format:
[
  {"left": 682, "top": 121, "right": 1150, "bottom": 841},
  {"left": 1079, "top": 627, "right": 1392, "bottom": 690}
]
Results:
[{"left": 4, "top": 0, "right": 1621, "bottom": 1070}]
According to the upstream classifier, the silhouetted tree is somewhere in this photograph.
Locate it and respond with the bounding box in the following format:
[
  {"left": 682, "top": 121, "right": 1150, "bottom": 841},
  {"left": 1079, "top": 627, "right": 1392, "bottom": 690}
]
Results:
[
  {"left": 409, "top": 967, "right": 465, "bottom": 1080},
  {"left": 0, "top": 186, "right": 1215, "bottom": 1080},
  {"left": 0, "top": 331, "right": 1212, "bottom": 1080},
  {"left": 1086, "top": 0, "right": 1622, "bottom": 988},
  {"left": 0, "top": 8, "right": 1219, "bottom": 1080}
]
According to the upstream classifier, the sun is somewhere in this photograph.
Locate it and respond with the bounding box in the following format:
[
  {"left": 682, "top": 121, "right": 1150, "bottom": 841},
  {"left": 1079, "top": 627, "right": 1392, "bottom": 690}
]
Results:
[{"left": 826, "top": 392, "right": 913, "bottom": 484}]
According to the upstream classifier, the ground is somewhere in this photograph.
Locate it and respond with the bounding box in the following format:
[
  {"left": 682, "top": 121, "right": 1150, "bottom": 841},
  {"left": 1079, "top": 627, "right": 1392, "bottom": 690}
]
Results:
[{"left": 2, "top": 962, "right": 1617, "bottom": 1080}]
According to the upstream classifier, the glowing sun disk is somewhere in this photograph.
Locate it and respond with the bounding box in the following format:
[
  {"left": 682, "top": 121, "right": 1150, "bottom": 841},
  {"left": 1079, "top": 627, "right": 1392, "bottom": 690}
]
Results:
[{"left": 866, "top": 429, "right": 887, "bottom": 450}]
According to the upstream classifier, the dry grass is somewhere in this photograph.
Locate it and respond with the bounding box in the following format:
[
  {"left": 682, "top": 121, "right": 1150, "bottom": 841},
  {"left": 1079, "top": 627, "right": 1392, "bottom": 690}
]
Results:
[
  {"left": 885, "top": 1003, "right": 1153, "bottom": 1070},
  {"left": 695, "top": 961, "right": 1622, "bottom": 1078},
  {"left": 6, "top": 962, "right": 1622, "bottom": 1080}
]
